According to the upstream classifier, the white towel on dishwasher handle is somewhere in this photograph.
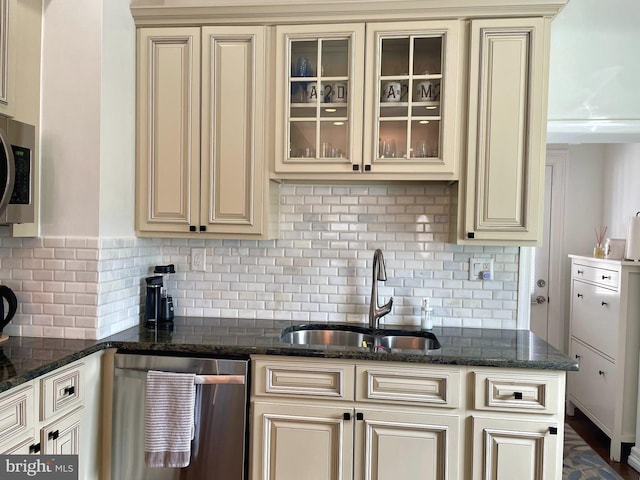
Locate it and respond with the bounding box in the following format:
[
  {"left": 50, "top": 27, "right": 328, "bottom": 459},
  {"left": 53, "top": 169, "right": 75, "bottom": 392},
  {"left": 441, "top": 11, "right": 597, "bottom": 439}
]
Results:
[{"left": 144, "top": 370, "right": 197, "bottom": 468}]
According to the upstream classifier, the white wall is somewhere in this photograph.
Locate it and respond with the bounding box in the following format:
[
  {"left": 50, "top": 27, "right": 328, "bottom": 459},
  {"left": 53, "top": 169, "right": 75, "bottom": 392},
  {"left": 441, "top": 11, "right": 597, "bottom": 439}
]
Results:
[
  {"left": 602, "top": 144, "right": 640, "bottom": 238},
  {"left": 562, "top": 144, "right": 606, "bottom": 257},
  {"left": 40, "top": 0, "right": 136, "bottom": 237},
  {"left": 99, "top": 0, "right": 136, "bottom": 237},
  {"left": 40, "top": 1, "right": 103, "bottom": 236}
]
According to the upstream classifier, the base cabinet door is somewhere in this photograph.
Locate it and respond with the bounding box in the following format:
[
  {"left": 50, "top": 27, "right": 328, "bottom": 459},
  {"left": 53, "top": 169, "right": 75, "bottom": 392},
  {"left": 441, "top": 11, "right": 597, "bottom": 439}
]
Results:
[
  {"left": 355, "top": 408, "right": 460, "bottom": 480},
  {"left": 41, "top": 407, "right": 83, "bottom": 455},
  {"left": 252, "top": 402, "right": 353, "bottom": 480},
  {"left": 471, "top": 417, "right": 560, "bottom": 480}
]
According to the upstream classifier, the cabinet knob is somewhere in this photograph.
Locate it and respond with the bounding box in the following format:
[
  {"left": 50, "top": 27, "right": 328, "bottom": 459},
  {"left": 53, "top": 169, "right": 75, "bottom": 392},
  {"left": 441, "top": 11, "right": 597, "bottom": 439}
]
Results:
[
  {"left": 576, "top": 293, "right": 583, "bottom": 298},
  {"left": 598, "top": 370, "right": 606, "bottom": 376},
  {"left": 356, "top": 412, "right": 364, "bottom": 421},
  {"left": 352, "top": 164, "right": 359, "bottom": 171},
  {"left": 548, "top": 427, "right": 558, "bottom": 435},
  {"left": 48, "top": 430, "right": 60, "bottom": 441},
  {"left": 577, "top": 270, "right": 584, "bottom": 275},
  {"left": 199, "top": 225, "right": 206, "bottom": 232},
  {"left": 64, "top": 385, "right": 75, "bottom": 396},
  {"left": 514, "top": 392, "right": 523, "bottom": 400},
  {"left": 467, "top": 232, "right": 475, "bottom": 239},
  {"left": 364, "top": 164, "right": 371, "bottom": 172},
  {"left": 602, "top": 275, "right": 611, "bottom": 280},
  {"left": 29, "top": 443, "right": 41, "bottom": 454},
  {"left": 575, "top": 354, "right": 581, "bottom": 359},
  {"left": 343, "top": 412, "right": 351, "bottom": 421},
  {"left": 601, "top": 301, "right": 608, "bottom": 306},
  {"left": 189, "top": 225, "right": 196, "bottom": 232}
]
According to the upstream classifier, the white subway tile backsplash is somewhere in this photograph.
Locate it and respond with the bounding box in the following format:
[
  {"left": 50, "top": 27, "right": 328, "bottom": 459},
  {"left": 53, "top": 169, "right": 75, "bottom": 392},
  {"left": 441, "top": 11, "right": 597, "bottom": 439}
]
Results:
[{"left": 0, "top": 184, "right": 521, "bottom": 338}]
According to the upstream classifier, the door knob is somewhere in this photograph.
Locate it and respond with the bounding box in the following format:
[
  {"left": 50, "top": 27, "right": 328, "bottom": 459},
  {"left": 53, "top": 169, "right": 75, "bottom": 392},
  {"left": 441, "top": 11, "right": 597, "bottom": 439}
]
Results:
[{"left": 535, "top": 296, "right": 547, "bottom": 304}]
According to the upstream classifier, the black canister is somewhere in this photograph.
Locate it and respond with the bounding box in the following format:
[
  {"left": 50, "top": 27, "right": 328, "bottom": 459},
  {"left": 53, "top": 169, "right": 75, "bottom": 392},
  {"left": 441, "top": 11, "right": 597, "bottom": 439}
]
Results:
[{"left": 144, "top": 275, "right": 163, "bottom": 327}]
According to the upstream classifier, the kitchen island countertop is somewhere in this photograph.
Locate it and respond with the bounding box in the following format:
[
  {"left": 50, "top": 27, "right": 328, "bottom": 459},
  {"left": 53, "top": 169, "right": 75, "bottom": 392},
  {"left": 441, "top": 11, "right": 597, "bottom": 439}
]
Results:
[{"left": 0, "top": 317, "right": 578, "bottom": 394}]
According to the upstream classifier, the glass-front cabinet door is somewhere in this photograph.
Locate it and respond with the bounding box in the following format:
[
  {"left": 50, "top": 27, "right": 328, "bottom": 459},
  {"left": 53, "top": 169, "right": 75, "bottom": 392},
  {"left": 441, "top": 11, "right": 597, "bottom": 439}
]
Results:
[
  {"left": 363, "top": 21, "right": 461, "bottom": 176},
  {"left": 275, "top": 24, "right": 365, "bottom": 173}
]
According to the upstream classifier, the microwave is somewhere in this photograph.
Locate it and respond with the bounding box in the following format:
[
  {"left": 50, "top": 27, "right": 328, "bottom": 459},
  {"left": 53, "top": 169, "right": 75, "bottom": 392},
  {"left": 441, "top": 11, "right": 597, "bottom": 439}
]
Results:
[{"left": 0, "top": 116, "right": 35, "bottom": 224}]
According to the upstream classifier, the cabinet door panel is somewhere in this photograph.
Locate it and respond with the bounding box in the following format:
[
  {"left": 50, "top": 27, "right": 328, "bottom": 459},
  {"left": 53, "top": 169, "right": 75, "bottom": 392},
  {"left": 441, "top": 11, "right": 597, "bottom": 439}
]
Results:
[
  {"left": 136, "top": 27, "right": 201, "bottom": 232},
  {"left": 570, "top": 280, "right": 619, "bottom": 359},
  {"left": 355, "top": 409, "right": 460, "bottom": 480},
  {"left": 471, "top": 416, "right": 559, "bottom": 480},
  {"left": 465, "top": 18, "right": 546, "bottom": 243},
  {"left": 252, "top": 402, "right": 352, "bottom": 480},
  {"left": 41, "top": 407, "right": 83, "bottom": 455},
  {"left": 201, "top": 26, "right": 265, "bottom": 234}
]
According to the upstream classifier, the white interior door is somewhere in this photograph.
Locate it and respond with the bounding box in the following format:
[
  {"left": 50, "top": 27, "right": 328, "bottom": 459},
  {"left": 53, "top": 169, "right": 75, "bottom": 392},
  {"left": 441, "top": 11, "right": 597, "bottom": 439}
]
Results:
[{"left": 530, "top": 166, "right": 552, "bottom": 340}]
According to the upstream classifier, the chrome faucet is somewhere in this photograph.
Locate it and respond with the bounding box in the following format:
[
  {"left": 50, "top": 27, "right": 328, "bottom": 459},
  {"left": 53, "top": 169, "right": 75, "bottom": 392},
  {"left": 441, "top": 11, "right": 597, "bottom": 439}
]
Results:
[{"left": 369, "top": 249, "right": 393, "bottom": 329}]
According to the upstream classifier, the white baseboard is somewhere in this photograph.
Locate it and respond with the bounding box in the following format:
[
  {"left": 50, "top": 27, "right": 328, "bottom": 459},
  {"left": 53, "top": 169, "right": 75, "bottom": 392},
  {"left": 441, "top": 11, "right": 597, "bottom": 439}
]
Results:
[{"left": 627, "top": 446, "right": 640, "bottom": 473}]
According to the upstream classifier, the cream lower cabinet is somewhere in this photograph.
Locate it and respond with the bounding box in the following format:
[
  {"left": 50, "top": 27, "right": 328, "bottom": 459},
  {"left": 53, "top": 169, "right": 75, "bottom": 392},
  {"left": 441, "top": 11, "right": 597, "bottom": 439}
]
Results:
[
  {"left": 451, "top": 17, "right": 549, "bottom": 246},
  {"left": 136, "top": 26, "right": 278, "bottom": 239},
  {"left": 0, "top": 352, "right": 103, "bottom": 480},
  {"left": 251, "top": 356, "right": 565, "bottom": 480}
]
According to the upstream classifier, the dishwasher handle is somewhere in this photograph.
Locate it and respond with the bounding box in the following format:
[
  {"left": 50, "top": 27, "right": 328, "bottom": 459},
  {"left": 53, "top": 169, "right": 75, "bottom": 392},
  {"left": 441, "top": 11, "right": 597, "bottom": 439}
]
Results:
[
  {"left": 115, "top": 367, "right": 245, "bottom": 385},
  {"left": 195, "top": 374, "right": 245, "bottom": 385}
]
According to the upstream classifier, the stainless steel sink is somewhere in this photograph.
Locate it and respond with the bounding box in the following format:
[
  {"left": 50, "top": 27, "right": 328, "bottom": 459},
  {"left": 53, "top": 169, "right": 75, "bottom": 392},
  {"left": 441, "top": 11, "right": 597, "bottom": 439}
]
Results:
[
  {"left": 280, "top": 329, "right": 375, "bottom": 348},
  {"left": 380, "top": 334, "right": 440, "bottom": 351},
  {"left": 279, "top": 324, "right": 440, "bottom": 352}
]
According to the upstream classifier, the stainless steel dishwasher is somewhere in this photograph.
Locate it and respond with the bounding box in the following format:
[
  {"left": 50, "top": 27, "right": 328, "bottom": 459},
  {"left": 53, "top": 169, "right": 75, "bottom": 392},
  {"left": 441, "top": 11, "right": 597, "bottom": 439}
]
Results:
[{"left": 112, "top": 353, "right": 249, "bottom": 480}]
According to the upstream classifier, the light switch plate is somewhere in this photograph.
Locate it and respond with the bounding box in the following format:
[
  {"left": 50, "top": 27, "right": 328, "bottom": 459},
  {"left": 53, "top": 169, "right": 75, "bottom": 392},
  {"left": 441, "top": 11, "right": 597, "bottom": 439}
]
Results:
[
  {"left": 469, "top": 258, "right": 493, "bottom": 281},
  {"left": 191, "top": 248, "right": 206, "bottom": 272}
]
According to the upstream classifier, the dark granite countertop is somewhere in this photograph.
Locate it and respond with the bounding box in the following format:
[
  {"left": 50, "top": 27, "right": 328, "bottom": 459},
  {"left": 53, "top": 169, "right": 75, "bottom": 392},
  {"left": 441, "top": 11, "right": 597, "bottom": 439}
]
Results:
[{"left": 0, "top": 317, "right": 578, "bottom": 394}]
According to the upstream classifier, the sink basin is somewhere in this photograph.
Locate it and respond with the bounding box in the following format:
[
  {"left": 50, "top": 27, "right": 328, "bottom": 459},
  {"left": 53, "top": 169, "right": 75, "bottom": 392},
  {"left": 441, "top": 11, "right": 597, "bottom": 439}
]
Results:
[
  {"left": 280, "top": 329, "right": 375, "bottom": 348},
  {"left": 380, "top": 334, "right": 441, "bottom": 351}
]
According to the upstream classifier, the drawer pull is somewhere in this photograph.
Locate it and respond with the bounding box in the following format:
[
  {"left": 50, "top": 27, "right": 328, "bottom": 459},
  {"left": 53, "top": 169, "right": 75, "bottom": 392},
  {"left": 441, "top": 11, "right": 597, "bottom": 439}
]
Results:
[
  {"left": 48, "top": 430, "right": 59, "bottom": 441},
  {"left": 64, "top": 385, "right": 75, "bottom": 396},
  {"left": 577, "top": 293, "right": 583, "bottom": 298},
  {"left": 549, "top": 427, "right": 558, "bottom": 435},
  {"left": 29, "top": 443, "right": 41, "bottom": 454},
  {"left": 343, "top": 412, "right": 351, "bottom": 421},
  {"left": 356, "top": 412, "right": 364, "bottom": 421},
  {"left": 601, "top": 301, "right": 608, "bottom": 307},
  {"left": 598, "top": 370, "right": 606, "bottom": 376},
  {"left": 602, "top": 275, "right": 612, "bottom": 280},
  {"left": 514, "top": 392, "right": 523, "bottom": 400}
]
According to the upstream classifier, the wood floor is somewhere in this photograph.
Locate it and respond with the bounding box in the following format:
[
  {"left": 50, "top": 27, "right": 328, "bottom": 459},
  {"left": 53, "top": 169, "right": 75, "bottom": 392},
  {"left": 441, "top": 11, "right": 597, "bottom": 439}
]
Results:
[{"left": 566, "top": 409, "right": 639, "bottom": 479}]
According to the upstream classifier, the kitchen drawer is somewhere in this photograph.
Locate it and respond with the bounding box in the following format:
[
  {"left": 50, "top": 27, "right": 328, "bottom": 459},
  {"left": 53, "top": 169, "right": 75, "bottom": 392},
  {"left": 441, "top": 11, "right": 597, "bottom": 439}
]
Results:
[
  {"left": 253, "top": 358, "right": 355, "bottom": 401},
  {"left": 0, "top": 383, "right": 35, "bottom": 447},
  {"left": 355, "top": 363, "right": 461, "bottom": 408},
  {"left": 473, "top": 370, "right": 560, "bottom": 414},
  {"left": 568, "top": 338, "right": 615, "bottom": 432},
  {"left": 40, "top": 363, "right": 84, "bottom": 421},
  {"left": 572, "top": 262, "right": 619, "bottom": 289},
  {"left": 571, "top": 279, "right": 619, "bottom": 359},
  {"left": 1, "top": 433, "right": 38, "bottom": 454}
]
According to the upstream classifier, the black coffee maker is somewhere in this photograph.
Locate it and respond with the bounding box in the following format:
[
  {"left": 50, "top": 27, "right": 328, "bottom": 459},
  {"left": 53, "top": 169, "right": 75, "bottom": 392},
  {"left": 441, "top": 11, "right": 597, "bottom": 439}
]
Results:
[{"left": 144, "top": 264, "right": 175, "bottom": 328}]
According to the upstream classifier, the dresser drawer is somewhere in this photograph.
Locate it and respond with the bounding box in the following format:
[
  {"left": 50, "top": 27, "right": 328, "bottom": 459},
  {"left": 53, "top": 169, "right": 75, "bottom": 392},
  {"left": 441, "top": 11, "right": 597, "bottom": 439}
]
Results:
[
  {"left": 571, "top": 279, "right": 619, "bottom": 359},
  {"left": 568, "top": 338, "right": 615, "bottom": 432},
  {"left": 572, "top": 262, "right": 619, "bottom": 289},
  {"left": 473, "top": 370, "right": 560, "bottom": 414},
  {"left": 0, "top": 383, "right": 35, "bottom": 446},
  {"left": 253, "top": 358, "right": 355, "bottom": 401},
  {"left": 40, "top": 363, "right": 84, "bottom": 421},
  {"left": 355, "top": 363, "right": 462, "bottom": 408}
]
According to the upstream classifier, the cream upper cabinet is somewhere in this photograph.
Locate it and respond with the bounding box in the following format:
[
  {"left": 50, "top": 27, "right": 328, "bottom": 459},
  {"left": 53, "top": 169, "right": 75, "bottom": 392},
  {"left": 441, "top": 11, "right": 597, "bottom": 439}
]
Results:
[
  {"left": 452, "top": 17, "right": 548, "bottom": 245},
  {"left": 274, "top": 20, "right": 461, "bottom": 179},
  {"left": 0, "top": 0, "right": 16, "bottom": 117},
  {"left": 136, "top": 26, "right": 278, "bottom": 239}
]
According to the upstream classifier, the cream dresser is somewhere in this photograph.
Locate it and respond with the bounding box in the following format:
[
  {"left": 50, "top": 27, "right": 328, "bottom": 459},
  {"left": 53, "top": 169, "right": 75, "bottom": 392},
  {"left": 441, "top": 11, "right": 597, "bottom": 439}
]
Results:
[{"left": 567, "top": 255, "right": 640, "bottom": 461}]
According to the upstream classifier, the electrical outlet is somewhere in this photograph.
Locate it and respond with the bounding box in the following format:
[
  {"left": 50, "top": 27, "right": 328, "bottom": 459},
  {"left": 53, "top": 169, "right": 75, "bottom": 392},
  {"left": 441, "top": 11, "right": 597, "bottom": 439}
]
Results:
[
  {"left": 469, "top": 258, "right": 494, "bottom": 281},
  {"left": 191, "top": 248, "right": 206, "bottom": 272}
]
